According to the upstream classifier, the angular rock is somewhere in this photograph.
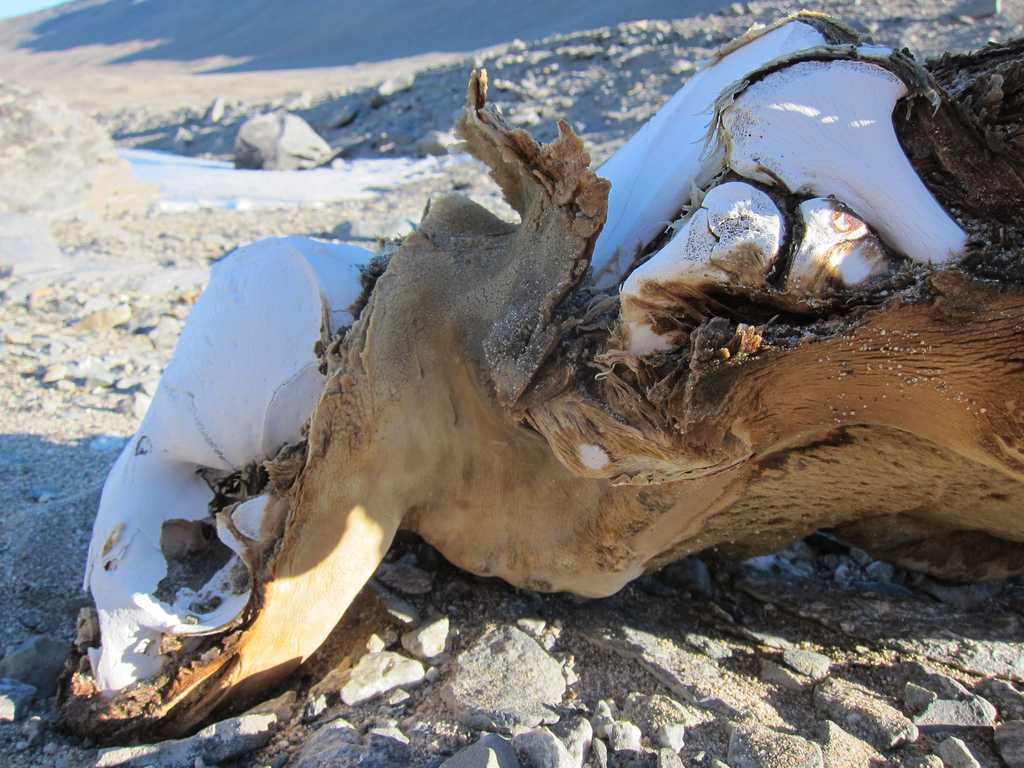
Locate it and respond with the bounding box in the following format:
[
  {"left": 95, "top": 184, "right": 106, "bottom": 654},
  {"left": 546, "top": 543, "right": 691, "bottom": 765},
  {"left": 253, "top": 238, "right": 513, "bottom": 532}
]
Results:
[
  {"left": 402, "top": 617, "right": 449, "bottom": 662},
  {"left": 937, "top": 736, "right": 983, "bottom": 768},
  {"left": 592, "top": 699, "right": 617, "bottom": 738},
  {"left": 819, "top": 720, "right": 881, "bottom": 768},
  {"left": 914, "top": 697, "right": 997, "bottom": 731},
  {"left": 0, "top": 679, "right": 36, "bottom": 722},
  {"left": 813, "top": 678, "right": 918, "bottom": 750},
  {"left": 782, "top": 649, "right": 831, "bottom": 680},
  {"left": 75, "top": 304, "right": 131, "bottom": 331},
  {"left": 442, "top": 733, "right": 522, "bottom": 768},
  {"left": 607, "top": 722, "right": 643, "bottom": 753},
  {"left": 378, "top": 72, "right": 415, "bottom": 97},
  {"left": 960, "top": 0, "right": 1001, "bottom": 19},
  {"left": 550, "top": 715, "right": 593, "bottom": 766},
  {"left": 0, "top": 79, "right": 156, "bottom": 221},
  {"left": 513, "top": 727, "right": 577, "bottom": 768},
  {"left": 590, "top": 738, "right": 608, "bottom": 768},
  {"left": 370, "top": 581, "right": 421, "bottom": 627},
  {"left": 760, "top": 660, "right": 808, "bottom": 692},
  {"left": 442, "top": 626, "right": 566, "bottom": 733},
  {"left": 341, "top": 651, "right": 425, "bottom": 706},
  {"left": 0, "top": 635, "right": 67, "bottom": 696},
  {"left": 976, "top": 678, "right": 1024, "bottom": 720},
  {"left": 95, "top": 712, "right": 277, "bottom": 767},
  {"left": 622, "top": 693, "right": 695, "bottom": 736},
  {"left": 995, "top": 721, "right": 1024, "bottom": 768},
  {"left": 660, "top": 558, "right": 712, "bottom": 597},
  {"left": 291, "top": 717, "right": 410, "bottom": 768},
  {"left": 657, "top": 749, "right": 684, "bottom": 768},
  {"left": 655, "top": 723, "right": 685, "bottom": 753},
  {"left": 683, "top": 632, "right": 732, "bottom": 661},
  {"left": 234, "top": 112, "right": 332, "bottom": 170},
  {"left": 727, "top": 724, "right": 823, "bottom": 768}
]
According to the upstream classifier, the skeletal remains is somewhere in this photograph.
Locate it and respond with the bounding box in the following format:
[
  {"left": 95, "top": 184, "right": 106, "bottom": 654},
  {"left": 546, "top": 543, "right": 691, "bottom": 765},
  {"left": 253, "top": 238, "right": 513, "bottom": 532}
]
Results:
[{"left": 59, "top": 14, "right": 1024, "bottom": 741}]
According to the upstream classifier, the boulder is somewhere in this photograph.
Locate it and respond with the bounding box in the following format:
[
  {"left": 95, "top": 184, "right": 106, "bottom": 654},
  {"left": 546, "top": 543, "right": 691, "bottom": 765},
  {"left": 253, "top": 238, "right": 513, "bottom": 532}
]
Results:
[{"left": 234, "top": 112, "right": 332, "bottom": 170}]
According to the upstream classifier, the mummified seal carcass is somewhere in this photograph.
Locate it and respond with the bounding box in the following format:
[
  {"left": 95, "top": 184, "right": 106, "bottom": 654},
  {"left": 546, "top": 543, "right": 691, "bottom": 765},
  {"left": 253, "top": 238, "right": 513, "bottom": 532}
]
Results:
[{"left": 59, "top": 14, "right": 1024, "bottom": 740}]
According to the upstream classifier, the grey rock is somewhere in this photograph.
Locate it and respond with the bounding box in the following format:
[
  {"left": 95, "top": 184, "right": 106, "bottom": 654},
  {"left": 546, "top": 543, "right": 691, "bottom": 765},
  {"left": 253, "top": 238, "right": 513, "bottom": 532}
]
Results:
[
  {"left": 402, "top": 617, "right": 449, "bottom": 662},
  {"left": 818, "top": 720, "right": 880, "bottom": 768},
  {"left": 904, "top": 682, "right": 939, "bottom": 715},
  {"left": 20, "top": 715, "right": 44, "bottom": 746},
  {"left": 898, "top": 661, "right": 996, "bottom": 730},
  {"left": 442, "top": 733, "right": 522, "bottom": 768},
  {"left": 0, "top": 635, "right": 67, "bottom": 696},
  {"left": 865, "top": 561, "right": 895, "bottom": 582},
  {"left": 326, "top": 102, "right": 359, "bottom": 130},
  {"left": 29, "top": 484, "right": 59, "bottom": 503},
  {"left": 417, "top": 129, "right": 455, "bottom": 157},
  {"left": 899, "top": 661, "right": 974, "bottom": 700},
  {"left": 904, "top": 757, "right": 945, "bottom": 768},
  {"left": 0, "top": 679, "right": 37, "bottom": 722},
  {"left": 234, "top": 113, "right": 332, "bottom": 170},
  {"left": 607, "top": 722, "right": 643, "bottom": 753},
  {"left": 684, "top": 632, "right": 732, "bottom": 661},
  {"left": 655, "top": 723, "right": 685, "bottom": 753},
  {"left": 145, "top": 315, "right": 184, "bottom": 348},
  {"left": 913, "top": 577, "right": 1003, "bottom": 611},
  {"left": 0, "top": 80, "right": 156, "bottom": 221},
  {"left": 937, "top": 736, "right": 983, "bottom": 768},
  {"left": 589, "top": 737, "right": 608, "bottom": 768},
  {"left": 513, "top": 727, "right": 577, "bottom": 768},
  {"left": 727, "top": 724, "right": 823, "bottom": 768},
  {"left": 203, "top": 95, "right": 226, "bottom": 125},
  {"left": 656, "top": 749, "right": 684, "bottom": 768},
  {"left": 341, "top": 651, "right": 425, "bottom": 706},
  {"left": 813, "top": 678, "right": 918, "bottom": 750},
  {"left": 622, "top": 694, "right": 693, "bottom": 737},
  {"left": 334, "top": 217, "right": 417, "bottom": 243},
  {"left": 291, "top": 717, "right": 409, "bottom": 768},
  {"left": 379, "top": 72, "right": 416, "bottom": 97},
  {"left": 782, "top": 649, "right": 831, "bottom": 680},
  {"left": 960, "top": 0, "right": 1001, "bottom": 18},
  {"left": 914, "top": 697, "right": 997, "bottom": 731},
  {"left": 442, "top": 625, "right": 566, "bottom": 733},
  {"left": 95, "top": 712, "right": 277, "bottom": 767},
  {"left": 760, "top": 660, "right": 808, "bottom": 692},
  {"left": 591, "top": 699, "right": 616, "bottom": 739},
  {"left": 660, "top": 558, "right": 712, "bottom": 597},
  {"left": 995, "top": 721, "right": 1024, "bottom": 768},
  {"left": 0, "top": 213, "right": 62, "bottom": 278},
  {"left": 976, "top": 678, "right": 1024, "bottom": 720},
  {"left": 304, "top": 665, "right": 351, "bottom": 722},
  {"left": 89, "top": 433, "right": 126, "bottom": 452},
  {"left": 370, "top": 581, "right": 421, "bottom": 627},
  {"left": 550, "top": 715, "right": 593, "bottom": 765}
]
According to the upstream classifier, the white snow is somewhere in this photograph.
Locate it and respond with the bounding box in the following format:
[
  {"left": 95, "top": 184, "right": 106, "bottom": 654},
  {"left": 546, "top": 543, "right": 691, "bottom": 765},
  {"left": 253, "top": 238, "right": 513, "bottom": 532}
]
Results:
[{"left": 119, "top": 148, "right": 471, "bottom": 212}]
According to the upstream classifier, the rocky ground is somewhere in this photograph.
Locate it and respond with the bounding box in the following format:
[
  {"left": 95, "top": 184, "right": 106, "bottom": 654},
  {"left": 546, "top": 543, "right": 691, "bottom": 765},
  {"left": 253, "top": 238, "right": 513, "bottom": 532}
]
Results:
[{"left": 2, "top": 0, "right": 1024, "bottom": 766}]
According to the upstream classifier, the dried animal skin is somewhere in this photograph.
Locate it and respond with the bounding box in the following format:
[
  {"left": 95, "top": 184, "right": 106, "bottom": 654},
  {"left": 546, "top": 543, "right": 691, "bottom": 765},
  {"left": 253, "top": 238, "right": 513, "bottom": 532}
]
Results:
[{"left": 61, "top": 16, "right": 1024, "bottom": 744}]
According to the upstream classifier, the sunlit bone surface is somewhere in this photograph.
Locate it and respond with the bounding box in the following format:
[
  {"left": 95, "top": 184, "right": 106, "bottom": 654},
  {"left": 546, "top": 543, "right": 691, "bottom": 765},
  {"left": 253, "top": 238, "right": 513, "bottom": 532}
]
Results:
[{"left": 62, "top": 15, "right": 1024, "bottom": 743}]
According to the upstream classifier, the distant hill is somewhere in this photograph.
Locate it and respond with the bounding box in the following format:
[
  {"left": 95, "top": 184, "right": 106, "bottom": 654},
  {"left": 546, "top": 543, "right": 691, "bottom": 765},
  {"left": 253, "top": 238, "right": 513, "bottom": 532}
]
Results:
[{"left": 0, "top": 0, "right": 725, "bottom": 111}]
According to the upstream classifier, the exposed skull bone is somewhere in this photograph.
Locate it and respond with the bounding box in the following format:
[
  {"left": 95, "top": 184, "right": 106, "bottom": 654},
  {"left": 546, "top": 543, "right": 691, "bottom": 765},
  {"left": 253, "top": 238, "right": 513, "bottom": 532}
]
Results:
[{"left": 61, "top": 16, "right": 1024, "bottom": 743}]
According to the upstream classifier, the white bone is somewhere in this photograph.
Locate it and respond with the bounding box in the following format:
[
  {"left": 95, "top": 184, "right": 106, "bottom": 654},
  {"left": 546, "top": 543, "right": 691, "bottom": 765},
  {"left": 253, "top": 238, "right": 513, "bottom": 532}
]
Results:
[
  {"left": 786, "top": 198, "right": 894, "bottom": 294},
  {"left": 85, "top": 236, "right": 371, "bottom": 692},
  {"left": 721, "top": 59, "right": 967, "bottom": 264},
  {"left": 591, "top": 20, "right": 828, "bottom": 288},
  {"left": 621, "top": 181, "right": 783, "bottom": 355}
]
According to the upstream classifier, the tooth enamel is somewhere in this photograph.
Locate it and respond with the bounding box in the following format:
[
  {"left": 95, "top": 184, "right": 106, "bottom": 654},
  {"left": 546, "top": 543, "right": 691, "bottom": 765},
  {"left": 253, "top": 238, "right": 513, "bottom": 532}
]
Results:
[
  {"left": 85, "top": 237, "right": 371, "bottom": 693},
  {"left": 591, "top": 20, "right": 829, "bottom": 288},
  {"left": 786, "top": 198, "right": 895, "bottom": 295},
  {"left": 620, "top": 181, "right": 783, "bottom": 355},
  {"left": 720, "top": 58, "right": 967, "bottom": 264}
]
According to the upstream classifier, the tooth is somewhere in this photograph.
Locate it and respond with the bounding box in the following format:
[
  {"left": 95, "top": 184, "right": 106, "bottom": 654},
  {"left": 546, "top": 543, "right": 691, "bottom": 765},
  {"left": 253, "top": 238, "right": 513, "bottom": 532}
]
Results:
[
  {"left": 720, "top": 56, "right": 967, "bottom": 264},
  {"left": 84, "top": 237, "right": 370, "bottom": 693},
  {"left": 620, "top": 181, "right": 782, "bottom": 355},
  {"left": 591, "top": 19, "right": 829, "bottom": 288},
  {"left": 786, "top": 198, "right": 895, "bottom": 297}
]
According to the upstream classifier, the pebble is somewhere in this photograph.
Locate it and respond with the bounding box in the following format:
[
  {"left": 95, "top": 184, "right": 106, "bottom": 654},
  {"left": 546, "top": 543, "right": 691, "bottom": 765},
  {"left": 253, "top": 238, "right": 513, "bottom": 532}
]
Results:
[
  {"left": 371, "top": 581, "right": 422, "bottom": 627},
  {"left": 655, "top": 723, "right": 685, "bottom": 753},
  {"left": 727, "top": 723, "right": 823, "bottom": 768},
  {"left": 402, "top": 616, "right": 449, "bottom": 662},
  {"left": 760, "top": 659, "right": 808, "bottom": 692},
  {"left": 591, "top": 699, "right": 616, "bottom": 738},
  {"left": 75, "top": 304, "right": 132, "bottom": 331},
  {"left": 819, "top": 720, "right": 880, "bottom": 768},
  {"left": 607, "top": 721, "right": 643, "bottom": 753},
  {"left": 0, "top": 634, "right": 67, "bottom": 696},
  {"left": 782, "top": 649, "right": 831, "bottom": 680},
  {"left": 341, "top": 651, "right": 425, "bottom": 706},
  {"left": 29, "top": 484, "right": 59, "bottom": 502},
  {"left": 95, "top": 712, "right": 277, "bottom": 767},
  {"left": 375, "top": 556, "right": 434, "bottom": 594},
  {"left": 89, "top": 433, "right": 127, "bottom": 452},
  {"left": 813, "top": 678, "right": 918, "bottom": 750},
  {"left": 441, "top": 625, "right": 566, "bottom": 734},
  {"left": 40, "top": 363, "right": 68, "bottom": 383},
  {"left": 513, "top": 727, "right": 577, "bottom": 768},
  {"left": 995, "top": 721, "right": 1024, "bottom": 768},
  {"left": 441, "top": 733, "right": 521, "bottom": 767},
  {"left": 864, "top": 561, "right": 895, "bottom": 582},
  {"left": 0, "top": 678, "right": 37, "bottom": 722},
  {"left": 550, "top": 715, "right": 593, "bottom": 765},
  {"left": 660, "top": 558, "right": 712, "bottom": 597},
  {"left": 684, "top": 632, "right": 733, "bottom": 660},
  {"left": 937, "top": 736, "right": 983, "bottom": 768},
  {"left": 960, "top": 0, "right": 1001, "bottom": 18},
  {"left": 590, "top": 737, "right": 608, "bottom": 768},
  {"left": 657, "top": 748, "right": 684, "bottom": 768},
  {"left": 290, "top": 717, "right": 409, "bottom": 768},
  {"left": 976, "top": 678, "right": 1024, "bottom": 720}
]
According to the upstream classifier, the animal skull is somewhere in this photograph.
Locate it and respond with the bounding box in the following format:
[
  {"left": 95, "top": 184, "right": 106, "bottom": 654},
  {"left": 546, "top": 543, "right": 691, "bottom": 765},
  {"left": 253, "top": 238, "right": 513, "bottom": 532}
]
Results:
[{"left": 60, "top": 15, "right": 1024, "bottom": 742}]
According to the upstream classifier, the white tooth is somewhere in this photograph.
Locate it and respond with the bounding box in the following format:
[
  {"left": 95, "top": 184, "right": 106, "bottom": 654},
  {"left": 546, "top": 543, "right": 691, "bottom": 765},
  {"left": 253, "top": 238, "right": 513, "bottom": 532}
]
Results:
[
  {"left": 721, "top": 58, "right": 967, "bottom": 264},
  {"left": 787, "top": 198, "right": 894, "bottom": 295},
  {"left": 85, "top": 237, "right": 371, "bottom": 693},
  {"left": 620, "top": 181, "right": 783, "bottom": 355},
  {"left": 591, "top": 20, "right": 828, "bottom": 288}
]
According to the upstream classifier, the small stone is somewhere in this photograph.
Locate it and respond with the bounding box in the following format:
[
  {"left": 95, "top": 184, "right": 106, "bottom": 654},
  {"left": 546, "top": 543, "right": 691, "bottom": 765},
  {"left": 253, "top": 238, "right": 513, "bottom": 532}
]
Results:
[
  {"left": 334, "top": 217, "right": 417, "bottom": 243},
  {"left": 849, "top": 548, "right": 872, "bottom": 566},
  {"left": 29, "top": 484, "right": 59, "bottom": 503},
  {"left": 402, "top": 617, "right": 449, "bottom": 662},
  {"left": 517, "top": 618, "right": 547, "bottom": 637},
  {"left": 326, "top": 102, "right": 358, "bottom": 130},
  {"left": 607, "top": 721, "right": 642, "bottom": 752},
  {"left": 441, "top": 625, "right": 565, "bottom": 734},
  {"left": 684, "top": 633, "right": 732, "bottom": 660},
  {"left": 727, "top": 723, "right": 823, "bottom": 768},
  {"left": 550, "top": 715, "right": 592, "bottom": 765},
  {"left": 75, "top": 304, "right": 131, "bottom": 331},
  {"left": 303, "top": 665, "right": 351, "bottom": 722},
  {"left": 656, "top": 723, "right": 685, "bottom": 753},
  {"left": 513, "top": 727, "right": 576, "bottom": 768},
  {"left": 0, "top": 679, "right": 37, "bottom": 722},
  {"left": 658, "top": 748, "right": 684, "bottom": 768},
  {"left": 904, "top": 683, "right": 939, "bottom": 715},
  {"left": 146, "top": 316, "right": 183, "bottom": 348},
  {"left": 441, "top": 733, "right": 521, "bottom": 767},
  {"left": 782, "top": 649, "right": 831, "bottom": 680},
  {"left": 995, "top": 721, "right": 1024, "bottom": 768},
  {"left": 813, "top": 678, "right": 918, "bottom": 750},
  {"left": 819, "top": 720, "right": 881, "bottom": 768},
  {"left": 41, "top": 363, "right": 68, "bottom": 383},
  {"left": 370, "top": 581, "right": 421, "bottom": 627},
  {"left": 341, "top": 651, "right": 425, "bottom": 706},
  {"left": 760, "top": 660, "right": 809, "bottom": 692},
  {"left": 86, "top": 369, "right": 118, "bottom": 390},
  {"left": 960, "top": 0, "right": 1000, "bottom": 18},
  {"left": 0, "top": 635, "right": 67, "bottom": 696},
  {"left": 865, "top": 561, "right": 895, "bottom": 582},
  {"left": 591, "top": 699, "right": 616, "bottom": 739},
  {"left": 937, "top": 736, "right": 983, "bottom": 768},
  {"left": 203, "top": 96, "right": 226, "bottom": 125},
  {"left": 417, "top": 129, "right": 455, "bottom": 157},
  {"left": 366, "top": 633, "right": 387, "bottom": 654},
  {"left": 905, "top": 757, "right": 944, "bottom": 768},
  {"left": 914, "top": 697, "right": 997, "bottom": 731},
  {"left": 378, "top": 72, "right": 415, "bottom": 97},
  {"left": 660, "top": 558, "right": 712, "bottom": 597},
  {"left": 20, "top": 715, "right": 44, "bottom": 747},
  {"left": 590, "top": 737, "right": 608, "bottom": 768},
  {"left": 89, "top": 433, "right": 127, "bottom": 452},
  {"left": 977, "top": 678, "right": 1024, "bottom": 720}
]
